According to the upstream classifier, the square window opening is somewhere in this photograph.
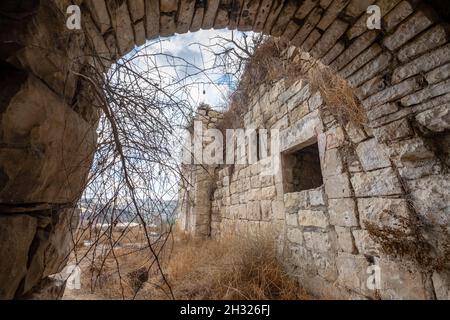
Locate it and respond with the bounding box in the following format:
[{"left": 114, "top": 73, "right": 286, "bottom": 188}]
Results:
[{"left": 282, "top": 142, "right": 323, "bottom": 193}]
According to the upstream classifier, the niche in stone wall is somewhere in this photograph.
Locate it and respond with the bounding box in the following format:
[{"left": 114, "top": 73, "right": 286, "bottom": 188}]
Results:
[{"left": 282, "top": 142, "right": 323, "bottom": 193}]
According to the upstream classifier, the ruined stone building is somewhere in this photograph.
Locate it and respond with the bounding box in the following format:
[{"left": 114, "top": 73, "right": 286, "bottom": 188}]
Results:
[{"left": 1, "top": 0, "right": 449, "bottom": 299}]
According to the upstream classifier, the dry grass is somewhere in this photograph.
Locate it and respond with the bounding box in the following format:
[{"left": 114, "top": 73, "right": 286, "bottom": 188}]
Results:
[
  {"left": 308, "top": 64, "right": 367, "bottom": 126},
  {"left": 65, "top": 228, "right": 312, "bottom": 300},
  {"left": 152, "top": 231, "right": 311, "bottom": 300},
  {"left": 216, "top": 38, "right": 306, "bottom": 132},
  {"left": 217, "top": 37, "right": 367, "bottom": 132}
]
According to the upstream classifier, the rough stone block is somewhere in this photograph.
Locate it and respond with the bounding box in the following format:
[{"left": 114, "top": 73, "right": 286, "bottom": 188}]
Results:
[
  {"left": 372, "top": 118, "right": 414, "bottom": 143},
  {"left": 145, "top": 0, "right": 160, "bottom": 38},
  {"left": 348, "top": 52, "right": 392, "bottom": 87},
  {"left": 298, "top": 209, "right": 329, "bottom": 228},
  {"left": 86, "top": 0, "right": 111, "bottom": 34},
  {"left": 357, "top": 197, "right": 410, "bottom": 230},
  {"left": 378, "top": 259, "right": 427, "bottom": 299},
  {"left": 400, "top": 78, "right": 450, "bottom": 107},
  {"left": 415, "top": 104, "right": 450, "bottom": 132},
  {"left": 287, "top": 228, "right": 304, "bottom": 244},
  {"left": 309, "top": 187, "right": 326, "bottom": 206},
  {"left": 398, "top": 24, "right": 449, "bottom": 63},
  {"left": 383, "top": 9, "right": 434, "bottom": 51},
  {"left": 335, "top": 226, "right": 356, "bottom": 253},
  {"left": 0, "top": 214, "right": 37, "bottom": 299},
  {"left": 339, "top": 44, "right": 382, "bottom": 79},
  {"left": 356, "top": 138, "right": 391, "bottom": 171},
  {"left": 335, "top": 252, "right": 372, "bottom": 296},
  {"left": 351, "top": 168, "right": 403, "bottom": 197},
  {"left": 362, "top": 76, "right": 422, "bottom": 109},
  {"left": 352, "top": 229, "right": 380, "bottom": 256},
  {"left": 331, "top": 31, "right": 378, "bottom": 71},
  {"left": 316, "top": 0, "right": 350, "bottom": 31},
  {"left": 304, "top": 230, "right": 334, "bottom": 253},
  {"left": 324, "top": 173, "right": 352, "bottom": 198},
  {"left": 329, "top": 198, "right": 359, "bottom": 227},
  {"left": 284, "top": 191, "right": 309, "bottom": 213},
  {"left": 310, "top": 19, "right": 348, "bottom": 58},
  {"left": 382, "top": 0, "right": 414, "bottom": 32},
  {"left": 393, "top": 44, "right": 450, "bottom": 84},
  {"left": 425, "top": 62, "right": 450, "bottom": 85}
]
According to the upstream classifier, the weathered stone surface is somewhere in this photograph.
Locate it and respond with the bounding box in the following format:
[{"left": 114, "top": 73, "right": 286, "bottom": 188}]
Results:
[
  {"left": 291, "top": 7, "right": 323, "bottom": 47},
  {"left": 372, "top": 118, "right": 414, "bottom": 143},
  {"left": 312, "top": 251, "right": 339, "bottom": 281},
  {"left": 322, "top": 148, "right": 344, "bottom": 177},
  {"left": 382, "top": 0, "right": 413, "bottom": 32},
  {"left": 22, "top": 276, "right": 66, "bottom": 300},
  {"left": 302, "top": 29, "right": 322, "bottom": 52},
  {"left": 287, "top": 83, "right": 311, "bottom": 110},
  {"left": 366, "top": 103, "right": 398, "bottom": 121},
  {"left": 352, "top": 229, "right": 380, "bottom": 256},
  {"left": 310, "top": 19, "right": 348, "bottom": 59},
  {"left": 415, "top": 104, "right": 450, "bottom": 132},
  {"left": 344, "top": 122, "right": 367, "bottom": 143},
  {"left": 316, "top": 0, "right": 350, "bottom": 31},
  {"left": 383, "top": 9, "right": 434, "bottom": 51},
  {"left": 344, "top": 0, "right": 375, "bottom": 18},
  {"left": 331, "top": 31, "right": 378, "bottom": 71},
  {"left": 134, "top": 21, "right": 146, "bottom": 46},
  {"left": 335, "top": 226, "right": 356, "bottom": 253},
  {"left": 378, "top": 259, "right": 427, "bottom": 299},
  {"left": 287, "top": 228, "right": 304, "bottom": 244},
  {"left": 298, "top": 209, "right": 329, "bottom": 228},
  {"left": 309, "top": 187, "right": 325, "bottom": 206},
  {"left": 145, "top": 0, "right": 160, "bottom": 38},
  {"left": 425, "top": 62, "right": 450, "bottom": 85},
  {"left": 253, "top": 0, "right": 273, "bottom": 32},
  {"left": 0, "top": 214, "right": 37, "bottom": 299},
  {"left": 339, "top": 44, "right": 382, "bottom": 79},
  {"left": 322, "top": 41, "right": 345, "bottom": 65},
  {"left": 107, "top": 0, "right": 135, "bottom": 55},
  {"left": 362, "top": 76, "right": 422, "bottom": 109},
  {"left": 329, "top": 198, "right": 359, "bottom": 227},
  {"left": 86, "top": 0, "right": 112, "bottom": 34},
  {"left": 280, "top": 110, "right": 322, "bottom": 152},
  {"left": 127, "top": 0, "right": 145, "bottom": 22},
  {"left": 324, "top": 173, "right": 352, "bottom": 198},
  {"left": 270, "top": 1, "right": 299, "bottom": 37},
  {"left": 335, "top": 252, "right": 372, "bottom": 295},
  {"left": 348, "top": 52, "right": 392, "bottom": 87},
  {"left": 351, "top": 168, "right": 403, "bottom": 197},
  {"left": 357, "top": 197, "right": 410, "bottom": 230},
  {"left": 347, "top": 0, "right": 401, "bottom": 40},
  {"left": 432, "top": 272, "right": 450, "bottom": 300},
  {"left": 0, "top": 75, "right": 97, "bottom": 204},
  {"left": 304, "top": 230, "right": 334, "bottom": 253},
  {"left": 387, "top": 138, "right": 434, "bottom": 164},
  {"left": 398, "top": 24, "right": 449, "bottom": 63},
  {"left": 284, "top": 191, "right": 308, "bottom": 214},
  {"left": 407, "top": 174, "right": 450, "bottom": 225},
  {"left": 400, "top": 79, "right": 450, "bottom": 107},
  {"left": 393, "top": 44, "right": 450, "bottom": 84},
  {"left": 356, "top": 138, "right": 391, "bottom": 171},
  {"left": 176, "top": 0, "right": 196, "bottom": 34}
]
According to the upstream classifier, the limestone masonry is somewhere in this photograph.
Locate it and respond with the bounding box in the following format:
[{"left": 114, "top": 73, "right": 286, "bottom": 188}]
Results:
[{"left": 1, "top": 0, "right": 449, "bottom": 299}]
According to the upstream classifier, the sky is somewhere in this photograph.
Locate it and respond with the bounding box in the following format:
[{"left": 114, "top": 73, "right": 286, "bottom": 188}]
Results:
[
  {"left": 85, "top": 29, "right": 259, "bottom": 206},
  {"left": 124, "top": 29, "right": 256, "bottom": 110}
]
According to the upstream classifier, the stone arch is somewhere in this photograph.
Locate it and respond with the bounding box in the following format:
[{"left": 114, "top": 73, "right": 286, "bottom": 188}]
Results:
[{"left": 0, "top": 0, "right": 449, "bottom": 299}]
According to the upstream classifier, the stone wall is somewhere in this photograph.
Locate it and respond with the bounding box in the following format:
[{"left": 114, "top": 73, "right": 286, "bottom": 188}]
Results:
[
  {"left": 178, "top": 68, "right": 450, "bottom": 299},
  {"left": 1, "top": 0, "right": 449, "bottom": 299}
]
